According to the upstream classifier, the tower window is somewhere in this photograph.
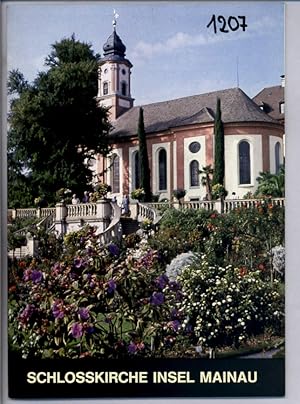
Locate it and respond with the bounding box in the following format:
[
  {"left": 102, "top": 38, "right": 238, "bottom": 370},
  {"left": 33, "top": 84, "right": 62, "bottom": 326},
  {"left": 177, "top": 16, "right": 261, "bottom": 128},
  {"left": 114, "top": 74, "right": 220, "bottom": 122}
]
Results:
[
  {"left": 275, "top": 142, "right": 281, "bottom": 174},
  {"left": 103, "top": 82, "right": 108, "bottom": 95},
  {"left": 122, "top": 68, "right": 126, "bottom": 75},
  {"left": 239, "top": 141, "right": 251, "bottom": 185},
  {"left": 121, "top": 82, "right": 127, "bottom": 96},
  {"left": 158, "top": 149, "right": 167, "bottom": 191},
  {"left": 190, "top": 160, "right": 199, "bottom": 187}
]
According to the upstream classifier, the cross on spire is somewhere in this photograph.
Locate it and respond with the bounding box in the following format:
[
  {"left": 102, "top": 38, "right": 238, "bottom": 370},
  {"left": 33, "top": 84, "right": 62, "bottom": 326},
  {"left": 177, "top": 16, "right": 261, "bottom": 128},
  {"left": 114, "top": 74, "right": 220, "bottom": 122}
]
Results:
[{"left": 112, "top": 9, "right": 119, "bottom": 30}]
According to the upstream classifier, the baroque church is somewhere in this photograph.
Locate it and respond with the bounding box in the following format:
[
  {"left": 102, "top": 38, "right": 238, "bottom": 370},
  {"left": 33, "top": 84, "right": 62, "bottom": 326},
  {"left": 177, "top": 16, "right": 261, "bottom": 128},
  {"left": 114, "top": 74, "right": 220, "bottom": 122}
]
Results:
[{"left": 93, "top": 25, "right": 284, "bottom": 202}]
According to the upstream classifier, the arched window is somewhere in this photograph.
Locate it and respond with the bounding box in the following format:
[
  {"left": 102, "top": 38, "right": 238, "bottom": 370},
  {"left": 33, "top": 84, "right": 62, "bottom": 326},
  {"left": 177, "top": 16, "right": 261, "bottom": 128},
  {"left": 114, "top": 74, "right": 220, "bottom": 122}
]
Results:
[
  {"left": 239, "top": 141, "right": 251, "bottom": 184},
  {"left": 158, "top": 149, "right": 167, "bottom": 191},
  {"left": 133, "top": 151, "right": 140, "bottom": 189},
  {"left": 111, "top": 154, "right": 120, "bottom": 193},
  {"left": 103, "top": 82, "right": 108, "bottom": 95},
  {"left": 275, "top": 142, "right": 281, "bottom": 174},
  {"left": 190, "top": 160, "right": 199, "bottom": 187},
  {"left": 121, "top": 82, "right": 127, "bottom": 96}
]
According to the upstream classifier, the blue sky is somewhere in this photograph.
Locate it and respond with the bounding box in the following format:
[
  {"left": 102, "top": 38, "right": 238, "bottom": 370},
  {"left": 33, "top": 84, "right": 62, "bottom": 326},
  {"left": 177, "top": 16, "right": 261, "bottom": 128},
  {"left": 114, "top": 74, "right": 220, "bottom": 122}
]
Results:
[{"left": 6, "top": 1, "right": 284, "bottom": 105}]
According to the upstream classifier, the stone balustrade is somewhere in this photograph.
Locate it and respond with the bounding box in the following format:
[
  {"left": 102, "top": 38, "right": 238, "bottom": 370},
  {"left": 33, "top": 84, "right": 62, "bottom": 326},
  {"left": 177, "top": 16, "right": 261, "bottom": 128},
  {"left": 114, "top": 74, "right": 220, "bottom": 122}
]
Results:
[
  {"left": 137, "top": 198, "right": 285, "bottom": 221},
  {"left": 137, "top": 203, "right": 161, "bottom": 224},
  {"left": 13, "top": 208, "right": 37, "bottom": 219},
  {"left": 146, "top": 202, "right": 173, "bottom": 211},
  {"left": 8, "top": 207, "right": 56, "bottom": 220},
  {"left": 67, "top": 203, "right": 97, "bottom": 218},
  {"left": 40, "top": 207, "right": 56, "bottom": 218},
  {"left": 181, "top": 201, "right": 216, "bottom": 210},
  {"left": 97, "top": 203, "right": 122, "bottom": 244},
  {"left": 8, "top": 198, "right": 285, "bottom": 224},
  {"left": 223, "top": 197, "right": 285, "bottom": 213}
]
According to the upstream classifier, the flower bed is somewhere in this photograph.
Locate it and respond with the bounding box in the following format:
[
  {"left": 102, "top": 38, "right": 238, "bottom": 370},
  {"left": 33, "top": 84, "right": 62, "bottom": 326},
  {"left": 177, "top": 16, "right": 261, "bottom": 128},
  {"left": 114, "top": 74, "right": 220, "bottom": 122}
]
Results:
[{"left": 8, "top": 202, "right": 285, "bottom": 359}]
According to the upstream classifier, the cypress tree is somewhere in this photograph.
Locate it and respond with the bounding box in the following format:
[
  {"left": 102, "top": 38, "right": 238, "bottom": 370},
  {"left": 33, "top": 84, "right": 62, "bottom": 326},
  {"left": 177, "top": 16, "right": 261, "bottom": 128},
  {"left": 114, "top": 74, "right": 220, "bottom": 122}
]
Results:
[
  {"left": 137, "top": 107, "right": 151, "bottom": 201},
  {"left": 212, "top": 98, "right": 225, "bottom": 186}
]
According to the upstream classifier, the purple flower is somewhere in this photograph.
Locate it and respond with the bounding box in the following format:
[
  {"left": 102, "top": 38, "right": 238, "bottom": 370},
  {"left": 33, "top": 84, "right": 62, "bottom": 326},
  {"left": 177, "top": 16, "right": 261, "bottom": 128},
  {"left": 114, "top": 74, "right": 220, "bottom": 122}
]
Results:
[
  {"left": 150, "top": 291, "right": 164, "bottom": 306},
  {"left": 19, "top": 304, "right": 35, "bottom": 324},
  {"left": 171, "top": 308, "right": 178, "bottom": 319},
  {"left": 169, "top": 320, "right": 180, "bottom": 331},
  {"left": 128, "top": 342, "right": 137, "bottom": 354},
  {"left": 52, "top": 301, "right": 64, "bottom": 319},
  {"left": 176, "top": 291, "right": 183, "bottom": 301},
  {"left": 107, "top": 279, "right": 116, "bottom": 294},
  {"left": 74, "top": 257, "right": 86, "bottom": 269},
  {"left": 169, "top": 281, "right": 180, "bottom": 291},
  {"left": 141, "top": 251, "right": 153, "bottom": 268},
  {"left": 86, "top": 246, "right": 94, "bottom": 256},
  {"left": 52, "top": 262, "right": 62, "bottom": 273},
  {"left": 155, "top": 275, "right": 169, "bottom": 289},
  {"left": 86, "top": 326, "right": 95, "bottom": 335},
  {"left": 108, "top": 243, "right": 120, "bottom": 257},
  {"left": 78, "top": 307, "right": 89, "bottom": 321},
  {"left": 31, "top": 270, "right": 43, "bottom": 283},
  {"left": 71, "top": 323, "right": 83, "bottom": 339},
  {"left": 23, "top": 269, "right": 31, "bottom": 281}
]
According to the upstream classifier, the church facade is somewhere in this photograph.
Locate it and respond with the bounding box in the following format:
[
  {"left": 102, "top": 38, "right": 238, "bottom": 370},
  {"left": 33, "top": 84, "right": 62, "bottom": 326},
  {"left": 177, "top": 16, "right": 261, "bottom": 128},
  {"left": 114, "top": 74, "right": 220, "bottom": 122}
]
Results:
[{"left": 93, "top": 27, "right": 284, "bottom": 202}]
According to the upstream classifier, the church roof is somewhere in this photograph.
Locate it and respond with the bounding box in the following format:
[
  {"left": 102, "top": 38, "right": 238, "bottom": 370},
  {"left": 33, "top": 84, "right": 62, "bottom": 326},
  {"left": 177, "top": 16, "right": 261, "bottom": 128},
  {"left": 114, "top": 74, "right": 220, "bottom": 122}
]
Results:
[
  {"left": 252, "top": 85, "right": 284, "bottom": 122},
  {"left": 111, "top": 87, "right": 279, "bottom": 138}
]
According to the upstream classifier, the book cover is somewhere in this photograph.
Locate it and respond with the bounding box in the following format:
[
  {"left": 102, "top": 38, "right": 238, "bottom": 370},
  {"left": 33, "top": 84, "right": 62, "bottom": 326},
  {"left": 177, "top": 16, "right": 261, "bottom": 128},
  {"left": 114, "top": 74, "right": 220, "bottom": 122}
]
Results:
[{"left": 2, "top": 1, "right": 291, "bottom": 401}]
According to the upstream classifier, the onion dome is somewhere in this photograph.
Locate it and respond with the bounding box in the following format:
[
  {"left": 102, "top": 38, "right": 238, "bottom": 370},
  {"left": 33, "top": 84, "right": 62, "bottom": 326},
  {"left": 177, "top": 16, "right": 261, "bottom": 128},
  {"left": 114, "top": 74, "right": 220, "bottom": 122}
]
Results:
[{"left": 103, "top": 29, "right": 126, "bottom": 57}]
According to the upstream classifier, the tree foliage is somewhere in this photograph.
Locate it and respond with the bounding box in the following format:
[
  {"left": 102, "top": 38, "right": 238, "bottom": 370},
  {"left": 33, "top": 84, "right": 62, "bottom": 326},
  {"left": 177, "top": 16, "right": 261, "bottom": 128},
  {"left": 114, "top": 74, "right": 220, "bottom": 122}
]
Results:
[
  {"left": 255, "top": 165, "right": 285, "bottom": 197},
  {"left": 137, "top": 107, "right": 151, "bottom": 202},
  {"left": 8, "top": 35, "right": 111, "bottom": 207},
  {"left": 212, "top": 98, "right": 225, "bottom": 186}
]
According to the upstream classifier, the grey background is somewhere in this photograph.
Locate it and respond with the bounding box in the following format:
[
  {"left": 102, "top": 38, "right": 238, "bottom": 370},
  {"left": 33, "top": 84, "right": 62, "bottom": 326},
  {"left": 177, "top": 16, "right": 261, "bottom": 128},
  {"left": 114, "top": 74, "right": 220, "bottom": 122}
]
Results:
[{"left": 1, "top": 1, "right": 300, "bottom": 403}]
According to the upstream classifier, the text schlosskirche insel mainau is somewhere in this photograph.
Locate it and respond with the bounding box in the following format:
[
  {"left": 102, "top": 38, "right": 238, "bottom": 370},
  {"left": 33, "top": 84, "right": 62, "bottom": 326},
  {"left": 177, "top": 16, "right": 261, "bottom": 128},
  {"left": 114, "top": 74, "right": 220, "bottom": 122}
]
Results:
[{"left": 27, "top": 370, "right": 258, "bottom": 384}]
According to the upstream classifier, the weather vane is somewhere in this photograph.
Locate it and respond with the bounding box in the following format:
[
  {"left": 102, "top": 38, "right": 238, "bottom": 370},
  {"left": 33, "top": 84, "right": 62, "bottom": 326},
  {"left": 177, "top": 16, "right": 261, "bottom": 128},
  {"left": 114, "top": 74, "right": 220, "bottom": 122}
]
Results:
[{"left": 112, "top": 9, "right": 119, "bottom": 29}]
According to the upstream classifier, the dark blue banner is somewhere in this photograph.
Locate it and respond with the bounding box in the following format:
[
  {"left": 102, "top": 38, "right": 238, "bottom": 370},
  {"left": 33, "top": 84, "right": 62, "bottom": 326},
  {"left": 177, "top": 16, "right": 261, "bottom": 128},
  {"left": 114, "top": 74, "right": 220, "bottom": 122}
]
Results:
[{"left": 8, "top": 354, "right": 285, "bottom": 398}]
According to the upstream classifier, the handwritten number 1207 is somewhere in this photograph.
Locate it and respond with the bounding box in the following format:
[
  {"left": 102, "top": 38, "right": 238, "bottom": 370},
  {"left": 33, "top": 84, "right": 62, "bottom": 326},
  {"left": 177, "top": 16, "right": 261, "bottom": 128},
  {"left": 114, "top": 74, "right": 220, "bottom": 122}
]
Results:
[{"left": 207, "top": 15, "right": 247, "bottom": 33}]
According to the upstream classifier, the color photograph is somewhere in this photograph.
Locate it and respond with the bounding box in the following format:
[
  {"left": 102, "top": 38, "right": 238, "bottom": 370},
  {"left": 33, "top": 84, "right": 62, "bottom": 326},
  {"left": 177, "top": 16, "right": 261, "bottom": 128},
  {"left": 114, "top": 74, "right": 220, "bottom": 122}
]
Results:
[{"left": 5, "top": 1, "right": 285, "bottom": 398}]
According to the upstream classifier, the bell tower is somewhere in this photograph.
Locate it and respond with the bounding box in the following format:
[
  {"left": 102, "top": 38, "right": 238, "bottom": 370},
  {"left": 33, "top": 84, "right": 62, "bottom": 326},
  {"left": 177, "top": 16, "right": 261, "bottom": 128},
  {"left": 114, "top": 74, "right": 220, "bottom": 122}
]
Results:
[{"left": 97, "top": 12, "right": 134, "bottom": 121}]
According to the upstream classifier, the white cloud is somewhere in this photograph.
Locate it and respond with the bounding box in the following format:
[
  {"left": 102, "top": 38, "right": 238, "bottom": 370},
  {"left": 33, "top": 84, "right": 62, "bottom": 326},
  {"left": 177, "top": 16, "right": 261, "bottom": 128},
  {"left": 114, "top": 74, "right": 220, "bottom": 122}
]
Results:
[
  {"left": 132, "top": 30, "right": 244, "bottom": 63},
  {"left": 130, "top": 15, "right": 279, "bottom": 64}
]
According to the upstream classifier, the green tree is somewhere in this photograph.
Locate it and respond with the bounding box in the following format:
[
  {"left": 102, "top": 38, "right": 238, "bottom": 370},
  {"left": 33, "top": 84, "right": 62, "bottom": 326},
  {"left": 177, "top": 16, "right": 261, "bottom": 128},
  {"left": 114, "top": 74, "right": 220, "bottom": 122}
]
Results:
[
  {"left": 137, "top": 107, "right": 151, "bottom": 202},
  {"left": 212, "top": 98, "right": 225, "bottom": 186},
  {"left": 8, "top": 35, "right": 111, "bottom": 207},
  {"left": 255, "top": 165, "right": 285, "bottom": 197},
  {"left": 199, "top": 165, "right": 213, "bottom": 200}
]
